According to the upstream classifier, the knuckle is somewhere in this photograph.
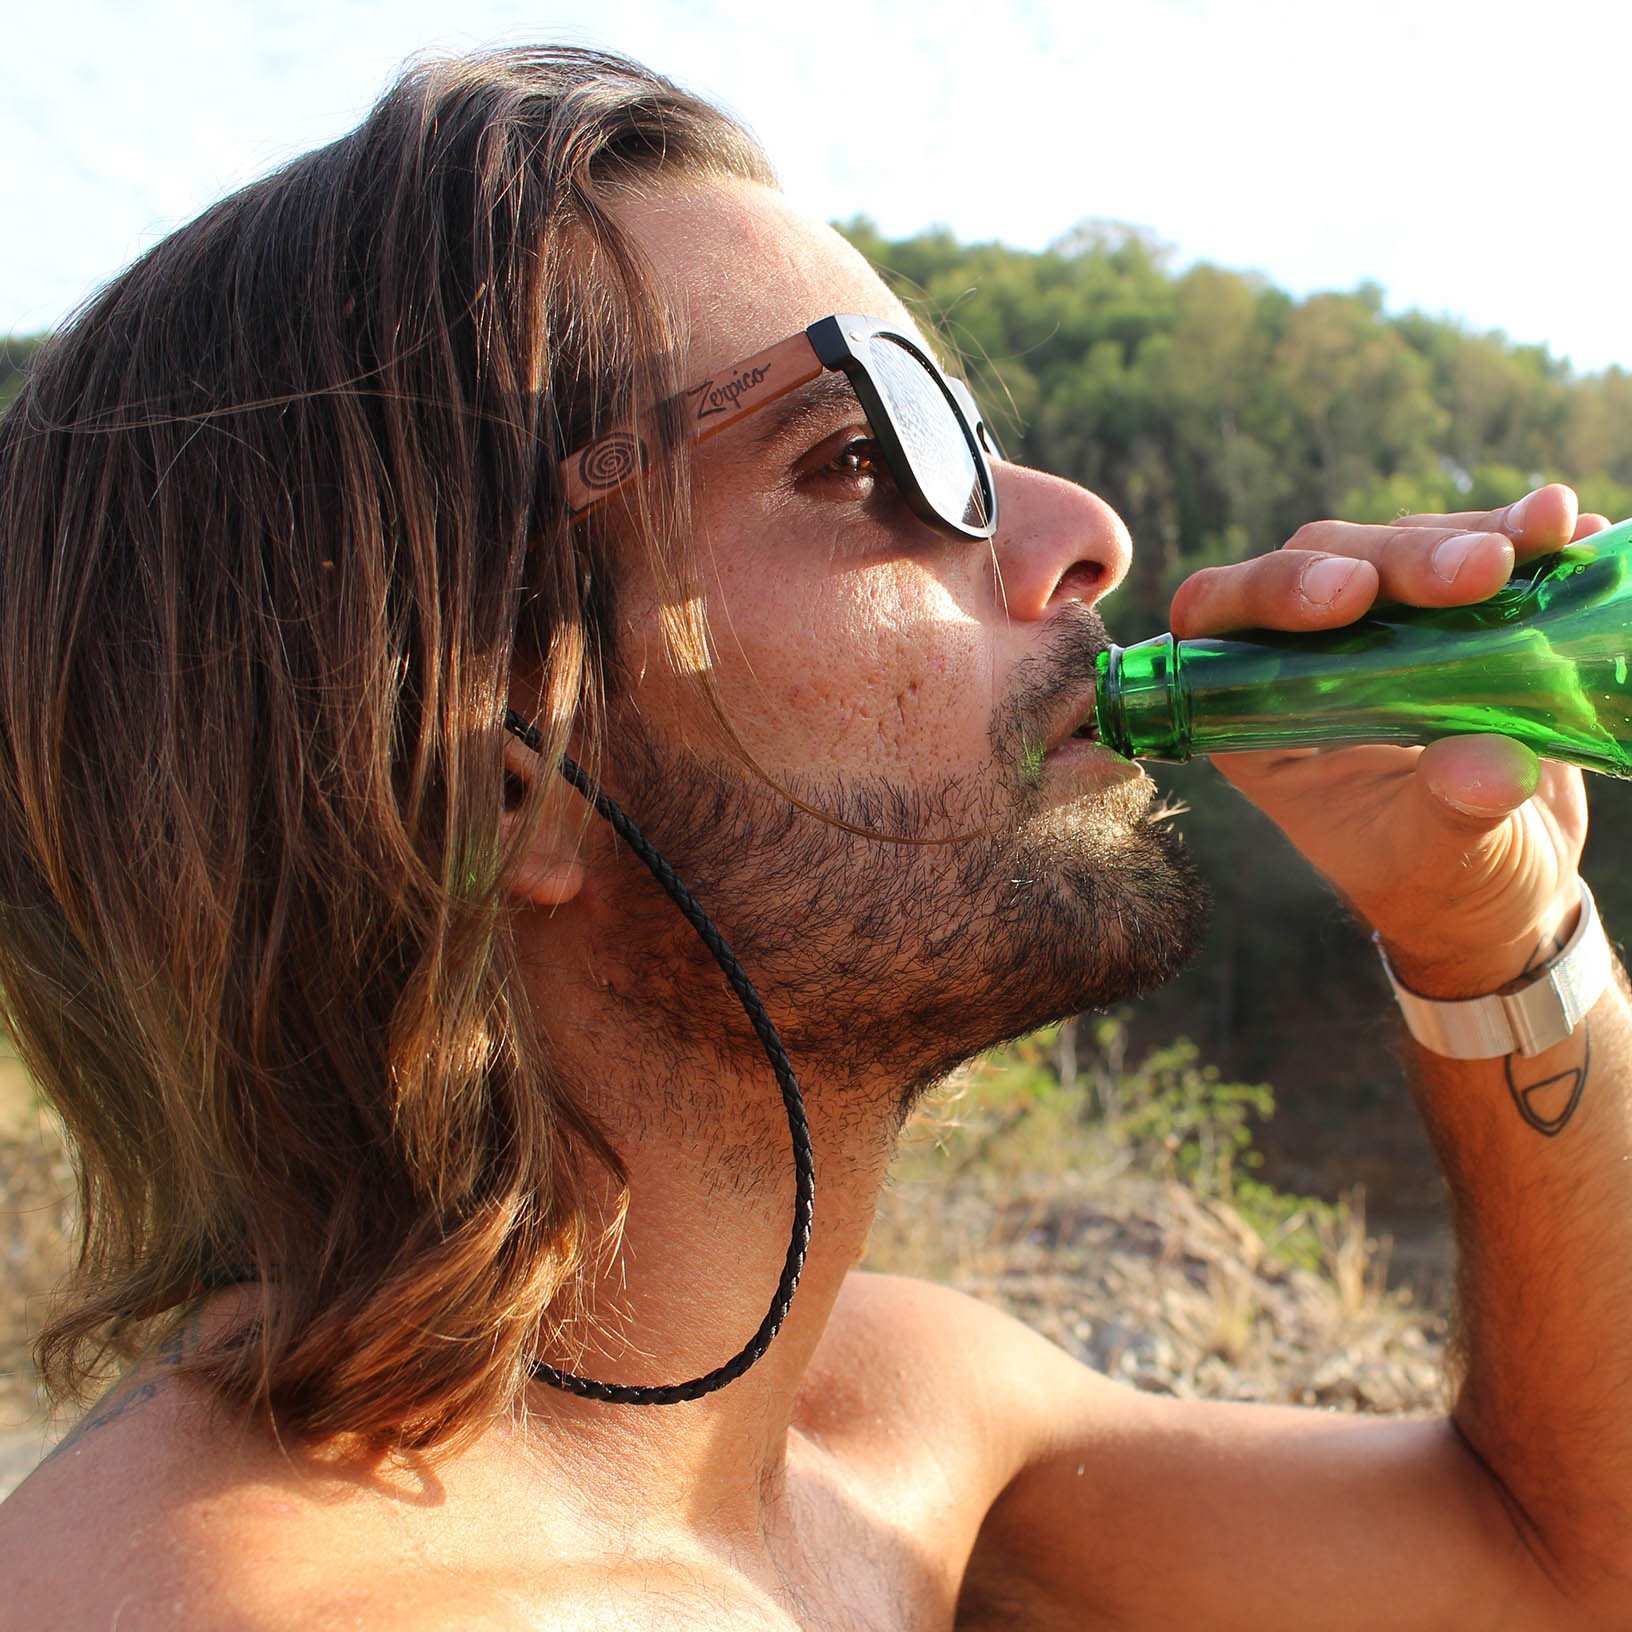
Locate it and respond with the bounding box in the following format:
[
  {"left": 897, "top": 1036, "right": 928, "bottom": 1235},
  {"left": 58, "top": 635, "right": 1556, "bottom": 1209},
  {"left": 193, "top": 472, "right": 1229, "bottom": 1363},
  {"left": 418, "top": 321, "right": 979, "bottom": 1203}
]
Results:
[
  {"left": 1173, "top": 562, "right": 1225, "bottom": 605},
  {"left": 1167, "top": 574, "right": 1204, "bottom": 624},
  {"left": 1172, "top": 562, "right": 1245, "bottom": 633},
  {"left": 1379, "top": 529, "right": 1429, "bottom": 574}
]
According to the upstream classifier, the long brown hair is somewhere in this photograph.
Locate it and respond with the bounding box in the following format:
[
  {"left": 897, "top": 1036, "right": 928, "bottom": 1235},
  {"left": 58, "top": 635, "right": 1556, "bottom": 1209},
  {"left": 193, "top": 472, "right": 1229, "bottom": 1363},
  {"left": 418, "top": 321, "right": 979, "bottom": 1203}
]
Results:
[{"left": 0, "top": 47, "right": 773, "bottom": 1449}]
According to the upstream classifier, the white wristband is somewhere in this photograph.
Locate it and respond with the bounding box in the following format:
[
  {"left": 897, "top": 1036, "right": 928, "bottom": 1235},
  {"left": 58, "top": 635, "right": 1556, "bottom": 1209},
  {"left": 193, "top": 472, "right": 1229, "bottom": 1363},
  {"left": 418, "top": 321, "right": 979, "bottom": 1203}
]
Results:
[{"left": 1374, "top": 881, "right": 1613, "bottom": 1059}]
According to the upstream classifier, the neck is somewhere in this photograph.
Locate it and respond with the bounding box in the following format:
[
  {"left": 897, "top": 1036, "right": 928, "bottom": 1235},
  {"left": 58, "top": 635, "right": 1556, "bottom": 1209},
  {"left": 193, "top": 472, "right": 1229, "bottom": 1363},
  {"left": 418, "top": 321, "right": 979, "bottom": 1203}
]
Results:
[{"left": 515, "top": 960, "right": 906, "bottom": 1536}]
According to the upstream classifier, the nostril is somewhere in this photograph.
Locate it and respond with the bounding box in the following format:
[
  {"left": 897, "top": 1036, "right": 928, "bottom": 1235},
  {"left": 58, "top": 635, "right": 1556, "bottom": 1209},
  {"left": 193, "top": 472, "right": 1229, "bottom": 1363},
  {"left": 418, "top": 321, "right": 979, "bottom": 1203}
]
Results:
[{"left": 1053, "top": 560, "right": 1106, "bottom": 603}]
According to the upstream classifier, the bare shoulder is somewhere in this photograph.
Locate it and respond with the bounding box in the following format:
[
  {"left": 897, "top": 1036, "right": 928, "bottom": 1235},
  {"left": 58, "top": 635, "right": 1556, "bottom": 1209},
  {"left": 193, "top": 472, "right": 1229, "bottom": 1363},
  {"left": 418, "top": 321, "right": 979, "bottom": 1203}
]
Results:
[
  {"left": 3, "top": 1423, "right": 776, "bottom": 1632},
  {"left": 823, "top": 1269, "right": 1039, "bottom": 1360},
  {"left": 821, "top": 1268, "right": 1108, "bottom": 1395},
  {"left": 2, "top": 1384, "right": 198, "bottom": 1627},
  {"left": 808, "top": 1271, "right": 1118, "bottom": 1480},
  {"left": 3, "top": 1376, "right": 285, "bottom": 1629},
  {"left": 0, "top": 1372, "right": 486, "bottom": 1632},
  {"left": 0, "top": 1371, "right": 716, "bottom": 1632}
]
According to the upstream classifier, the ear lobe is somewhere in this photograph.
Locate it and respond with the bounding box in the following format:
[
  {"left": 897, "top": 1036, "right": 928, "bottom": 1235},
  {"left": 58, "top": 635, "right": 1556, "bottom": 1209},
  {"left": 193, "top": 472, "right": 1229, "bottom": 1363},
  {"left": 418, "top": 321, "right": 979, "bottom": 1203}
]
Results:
[
  {"left": 500, "top": 733, "right": 589, "bottom": 909},
  {"left": 504, "top": 850, "right": 588, "bottom": 909}
]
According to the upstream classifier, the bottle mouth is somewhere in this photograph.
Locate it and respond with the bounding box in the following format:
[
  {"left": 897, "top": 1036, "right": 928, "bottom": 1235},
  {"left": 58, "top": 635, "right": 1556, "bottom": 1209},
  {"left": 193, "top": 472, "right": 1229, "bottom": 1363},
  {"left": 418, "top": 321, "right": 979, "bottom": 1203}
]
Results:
[
  {"left": 1093, "top": 646, "right": 1132, "bottom": 757},
  {"left": 1095, "top": 636, "right": 1190, "bottom": 763}
]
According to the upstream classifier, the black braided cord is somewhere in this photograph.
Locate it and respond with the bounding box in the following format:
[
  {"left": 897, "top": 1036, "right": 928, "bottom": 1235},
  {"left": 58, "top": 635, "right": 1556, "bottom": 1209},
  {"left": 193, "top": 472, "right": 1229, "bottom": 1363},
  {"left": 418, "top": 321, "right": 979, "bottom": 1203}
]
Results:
[{"left": 504, "top": 708, "right": 816, "bottom": 1405}]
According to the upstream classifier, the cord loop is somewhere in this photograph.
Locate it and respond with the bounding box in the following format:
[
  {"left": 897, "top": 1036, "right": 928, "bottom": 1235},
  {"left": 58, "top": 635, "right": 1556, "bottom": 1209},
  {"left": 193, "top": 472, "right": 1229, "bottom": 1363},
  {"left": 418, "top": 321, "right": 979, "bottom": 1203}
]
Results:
[{"left": 505, "top": 708, "right": 816, "bottom": 1405}]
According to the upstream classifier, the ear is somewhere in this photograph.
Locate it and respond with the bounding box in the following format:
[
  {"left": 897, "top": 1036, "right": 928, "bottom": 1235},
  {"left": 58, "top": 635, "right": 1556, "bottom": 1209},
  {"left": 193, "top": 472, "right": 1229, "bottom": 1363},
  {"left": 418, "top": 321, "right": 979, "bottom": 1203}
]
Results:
[{"left": 500, "top": 732, "right": 589, "bottom": 909}]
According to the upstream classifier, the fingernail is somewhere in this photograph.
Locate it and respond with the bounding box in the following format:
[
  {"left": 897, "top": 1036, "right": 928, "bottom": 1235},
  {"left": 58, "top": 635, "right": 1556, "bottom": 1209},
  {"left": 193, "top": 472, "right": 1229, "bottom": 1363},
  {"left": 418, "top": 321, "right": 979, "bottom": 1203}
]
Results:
[
  {"left": 1430, "top": 735, "right": 1540, "bottom": 815},
  {"left": 1505, "top": 491, "right": 1534, "bottom": 534},
  {"left": 1301, "top": 556, "right": 1360, "bottom": 606},
  {"left": 1431, "top": 533, "right": 1480, "bottom": 584},
  {"left": 1441, "top": 784, "right": 1526, "bottom": 818},
  {"left": 1440, "top": 781, "right": 1513, "bottom": 817}
]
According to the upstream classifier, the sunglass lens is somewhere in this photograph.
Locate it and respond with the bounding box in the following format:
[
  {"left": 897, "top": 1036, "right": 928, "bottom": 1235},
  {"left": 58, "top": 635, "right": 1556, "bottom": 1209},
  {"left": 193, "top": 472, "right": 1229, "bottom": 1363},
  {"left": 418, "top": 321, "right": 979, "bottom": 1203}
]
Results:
[
  {"left": 865, "top": 336, "right": 992, "bottom": 535},
  {"left": 950, "top": 378, "right": 1004, "bottom": 463}
]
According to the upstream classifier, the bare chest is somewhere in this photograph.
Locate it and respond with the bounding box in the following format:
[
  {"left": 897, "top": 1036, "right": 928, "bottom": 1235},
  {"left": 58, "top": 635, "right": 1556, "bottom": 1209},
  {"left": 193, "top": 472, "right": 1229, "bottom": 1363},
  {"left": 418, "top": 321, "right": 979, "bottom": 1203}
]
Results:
[{"left": 473, "top": 1453, "right": 978, "bottom": 1632}]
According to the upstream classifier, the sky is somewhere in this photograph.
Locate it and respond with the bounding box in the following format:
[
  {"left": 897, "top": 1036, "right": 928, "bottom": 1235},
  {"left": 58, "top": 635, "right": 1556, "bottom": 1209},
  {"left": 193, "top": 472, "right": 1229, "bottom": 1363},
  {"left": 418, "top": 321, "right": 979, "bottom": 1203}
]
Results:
[{"left": 3, "top": 0, "right": 1628, "bottom": 373}]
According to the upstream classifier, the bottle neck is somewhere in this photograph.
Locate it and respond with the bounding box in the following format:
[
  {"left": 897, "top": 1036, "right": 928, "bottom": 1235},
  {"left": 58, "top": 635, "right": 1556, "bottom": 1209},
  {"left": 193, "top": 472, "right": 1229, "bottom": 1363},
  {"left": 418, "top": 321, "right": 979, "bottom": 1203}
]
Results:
[{"left": 1094, "top": 635, "right": 1190, "bottom": 761}]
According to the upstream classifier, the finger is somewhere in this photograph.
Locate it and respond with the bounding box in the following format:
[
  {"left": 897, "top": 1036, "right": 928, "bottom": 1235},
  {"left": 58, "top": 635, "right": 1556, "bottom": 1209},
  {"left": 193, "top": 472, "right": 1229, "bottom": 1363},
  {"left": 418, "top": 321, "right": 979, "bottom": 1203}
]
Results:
[
  {"left": 1574, "top": 512, "right": 1613, "bottom": 540},
  {"left": 1169, "top": 525, "right": 1513, "bottom": 635},
  {"left": 1171, "top": 550, "right": 1378, "bottom": 638},
  {"left": 1389, "top": 482, "right": 1579, "bottom": 556},
  {"left": 1171, "top": 484, "right": 1596, "bottom": 638},
  {"left": 1277, "top": 521, "right": 1516, "bottom": 607},
  {"left": 1415, "top": 734, "right": 1540, "bottom": 823}
]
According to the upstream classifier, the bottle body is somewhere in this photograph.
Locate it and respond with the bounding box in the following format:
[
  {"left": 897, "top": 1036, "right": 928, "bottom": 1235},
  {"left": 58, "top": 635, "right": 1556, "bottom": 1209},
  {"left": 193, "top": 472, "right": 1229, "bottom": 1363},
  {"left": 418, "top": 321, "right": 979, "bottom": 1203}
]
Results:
[{"left": 1093, "top": 517, "right": 1632, "bottom": 777}]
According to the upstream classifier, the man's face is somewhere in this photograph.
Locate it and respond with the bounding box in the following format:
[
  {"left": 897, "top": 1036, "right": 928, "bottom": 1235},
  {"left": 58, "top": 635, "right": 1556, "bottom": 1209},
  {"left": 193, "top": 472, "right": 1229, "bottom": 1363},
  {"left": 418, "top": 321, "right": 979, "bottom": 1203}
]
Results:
[{"left": 597, "top": 180, "right": 1206, "bottom": 1095}]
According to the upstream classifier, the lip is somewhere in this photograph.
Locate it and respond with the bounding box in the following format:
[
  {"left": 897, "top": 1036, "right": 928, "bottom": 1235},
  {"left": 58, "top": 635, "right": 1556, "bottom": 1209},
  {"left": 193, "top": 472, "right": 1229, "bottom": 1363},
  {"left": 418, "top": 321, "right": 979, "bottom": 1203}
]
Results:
[{"left": 1040, "top": 689, "right": 1101, "bottom": 758}]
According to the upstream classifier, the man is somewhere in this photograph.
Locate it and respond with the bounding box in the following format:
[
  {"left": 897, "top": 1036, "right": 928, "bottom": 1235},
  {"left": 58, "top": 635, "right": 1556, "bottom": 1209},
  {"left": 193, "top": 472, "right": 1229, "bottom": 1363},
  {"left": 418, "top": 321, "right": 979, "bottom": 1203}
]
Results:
[{"left": 1, "top": 46, "right": 1628, "bottom": 1630}]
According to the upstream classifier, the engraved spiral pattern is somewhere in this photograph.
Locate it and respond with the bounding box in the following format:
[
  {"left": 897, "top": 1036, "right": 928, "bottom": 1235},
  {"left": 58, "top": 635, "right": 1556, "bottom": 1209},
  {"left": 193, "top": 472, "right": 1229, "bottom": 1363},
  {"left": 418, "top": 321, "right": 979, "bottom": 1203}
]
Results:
[{"left": 577, "top": 432, "right": 644, "bottom": 492}]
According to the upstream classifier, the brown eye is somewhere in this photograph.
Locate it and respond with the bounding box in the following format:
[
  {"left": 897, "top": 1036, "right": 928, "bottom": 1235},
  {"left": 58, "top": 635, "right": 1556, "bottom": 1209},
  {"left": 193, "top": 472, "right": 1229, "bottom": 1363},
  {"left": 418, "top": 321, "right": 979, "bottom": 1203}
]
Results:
[{"left": 829, "top": 438, "right": 886, "bottom": 479}]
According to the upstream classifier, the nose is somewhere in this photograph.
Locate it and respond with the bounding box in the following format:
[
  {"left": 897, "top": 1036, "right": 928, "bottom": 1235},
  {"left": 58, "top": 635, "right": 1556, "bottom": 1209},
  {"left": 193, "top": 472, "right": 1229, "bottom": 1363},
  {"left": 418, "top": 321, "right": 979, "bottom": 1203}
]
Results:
[{"left": 986, "top": 462, "right": 1132, "bottom": 623}]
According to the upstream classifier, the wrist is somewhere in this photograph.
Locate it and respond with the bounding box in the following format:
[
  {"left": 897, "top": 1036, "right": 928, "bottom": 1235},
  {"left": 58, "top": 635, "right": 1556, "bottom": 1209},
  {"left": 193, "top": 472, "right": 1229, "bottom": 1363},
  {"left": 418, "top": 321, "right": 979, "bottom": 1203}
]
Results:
[
  {"left": 1370, "top": 881, "right": 1583, "bottom": 1001},
  {"left": 1375, "top": 879, "right": 1610, "bottom": 1060}
]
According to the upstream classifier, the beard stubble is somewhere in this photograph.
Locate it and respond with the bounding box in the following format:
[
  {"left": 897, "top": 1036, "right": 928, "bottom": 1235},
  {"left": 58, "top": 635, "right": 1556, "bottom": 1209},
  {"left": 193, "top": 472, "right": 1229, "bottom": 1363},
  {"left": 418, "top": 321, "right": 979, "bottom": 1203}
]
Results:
[{"left": 602, "top": 610, "right": 1211, "bottom": 1106}]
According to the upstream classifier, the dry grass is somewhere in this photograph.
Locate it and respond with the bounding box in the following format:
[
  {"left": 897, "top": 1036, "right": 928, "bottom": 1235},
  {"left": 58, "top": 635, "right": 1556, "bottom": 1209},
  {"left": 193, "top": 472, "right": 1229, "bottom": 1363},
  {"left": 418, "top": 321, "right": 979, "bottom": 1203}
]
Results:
[{"left": 866, "top": 1043, "right": 1448, "bottom": 1414}]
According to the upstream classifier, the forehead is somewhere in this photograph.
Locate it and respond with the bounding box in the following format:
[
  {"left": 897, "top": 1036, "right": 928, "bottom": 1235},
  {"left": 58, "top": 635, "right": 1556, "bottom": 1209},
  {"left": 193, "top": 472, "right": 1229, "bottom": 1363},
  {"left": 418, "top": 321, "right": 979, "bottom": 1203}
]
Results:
[{"left": 614, "top": 180, "right": 917, "bottom": 374}]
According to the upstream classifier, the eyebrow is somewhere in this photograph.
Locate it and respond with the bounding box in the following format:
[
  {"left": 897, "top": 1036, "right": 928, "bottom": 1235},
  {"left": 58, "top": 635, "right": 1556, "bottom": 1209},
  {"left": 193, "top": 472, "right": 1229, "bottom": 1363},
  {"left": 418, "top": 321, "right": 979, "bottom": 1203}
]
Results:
[{"left": 746, "top": 370, "right": 866, "bottom": 455}]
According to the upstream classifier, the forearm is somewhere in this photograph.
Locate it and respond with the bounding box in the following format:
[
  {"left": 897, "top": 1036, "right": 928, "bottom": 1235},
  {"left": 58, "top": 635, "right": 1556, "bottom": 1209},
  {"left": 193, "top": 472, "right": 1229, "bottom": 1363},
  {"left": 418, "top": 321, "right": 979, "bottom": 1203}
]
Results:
[{"left": 1400, "top": 940, "right": 1632, "bottom": 1604}]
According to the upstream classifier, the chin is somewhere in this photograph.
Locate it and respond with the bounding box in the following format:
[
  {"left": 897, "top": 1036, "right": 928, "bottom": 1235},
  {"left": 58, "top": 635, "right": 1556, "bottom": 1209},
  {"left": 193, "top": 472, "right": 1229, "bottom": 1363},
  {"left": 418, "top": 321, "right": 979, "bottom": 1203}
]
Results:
[
  {"left": 959, "top": 802, "right": 1210, "bottom": 1047},
  {"left": 606, "top": 727, "right": 1210, "bottom": 1093}
]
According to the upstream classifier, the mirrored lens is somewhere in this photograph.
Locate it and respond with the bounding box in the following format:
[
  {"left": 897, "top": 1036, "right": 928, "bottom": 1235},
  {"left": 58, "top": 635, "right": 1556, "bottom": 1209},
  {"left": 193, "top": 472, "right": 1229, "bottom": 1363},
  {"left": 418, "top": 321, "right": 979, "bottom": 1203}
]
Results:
[
  {"left": 949, "top": 378, "right": 1004, "bottom": 463},
  {"left": 866, "top": 336, "right": 992, "bottom": 534}
]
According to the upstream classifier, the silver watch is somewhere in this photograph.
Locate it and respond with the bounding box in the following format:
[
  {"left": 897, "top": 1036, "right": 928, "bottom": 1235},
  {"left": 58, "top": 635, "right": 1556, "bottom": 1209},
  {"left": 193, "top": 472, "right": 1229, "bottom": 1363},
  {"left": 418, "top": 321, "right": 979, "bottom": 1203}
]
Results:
[{"left": 1374, "top": 881, "right": 1613, "bottom": 1059}]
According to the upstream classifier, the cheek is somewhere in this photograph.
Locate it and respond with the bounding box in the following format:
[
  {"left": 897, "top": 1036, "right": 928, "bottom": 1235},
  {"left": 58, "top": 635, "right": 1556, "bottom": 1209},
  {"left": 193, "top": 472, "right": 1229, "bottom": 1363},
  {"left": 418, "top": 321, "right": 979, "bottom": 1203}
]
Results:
[{"left": 712, "top": 565, "right": 1000, "bottom": 778}]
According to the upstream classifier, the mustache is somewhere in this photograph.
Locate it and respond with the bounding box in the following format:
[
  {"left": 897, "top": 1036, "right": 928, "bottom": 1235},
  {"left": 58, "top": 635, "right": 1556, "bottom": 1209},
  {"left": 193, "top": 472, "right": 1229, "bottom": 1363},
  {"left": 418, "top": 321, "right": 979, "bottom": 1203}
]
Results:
[{"left": 993, "top": 605, "right": 1114, "bottom": 761}]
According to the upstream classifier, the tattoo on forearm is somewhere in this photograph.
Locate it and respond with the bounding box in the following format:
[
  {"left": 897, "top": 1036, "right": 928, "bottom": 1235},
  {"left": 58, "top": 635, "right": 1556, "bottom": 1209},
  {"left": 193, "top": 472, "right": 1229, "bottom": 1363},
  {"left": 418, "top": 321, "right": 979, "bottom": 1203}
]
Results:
[
  {"left": 1505, "top": 1026, "right": 1591, "bottom": 1135},
  {"left": 1503, "top": 928, "right": 1591, "bottom": 1137}
]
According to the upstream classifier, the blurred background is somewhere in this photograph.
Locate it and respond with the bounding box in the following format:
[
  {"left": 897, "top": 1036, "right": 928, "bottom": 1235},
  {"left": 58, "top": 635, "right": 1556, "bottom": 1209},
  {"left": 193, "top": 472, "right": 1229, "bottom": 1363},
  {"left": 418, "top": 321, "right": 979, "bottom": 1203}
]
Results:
[{"left": 4, "top": 0, "right": 1630, "bottom": 1479}]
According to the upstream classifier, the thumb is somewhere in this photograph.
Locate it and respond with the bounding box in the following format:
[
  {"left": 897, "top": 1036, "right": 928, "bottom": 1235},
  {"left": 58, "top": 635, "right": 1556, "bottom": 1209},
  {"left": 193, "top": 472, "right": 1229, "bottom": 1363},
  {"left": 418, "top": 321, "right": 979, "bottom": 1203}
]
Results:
[
  {"left": 1415, "top": 734, "right": 1540, "bottom": 828},
  {"left": 1377, "top": 734, "right": 1582, "bottom": 991}
]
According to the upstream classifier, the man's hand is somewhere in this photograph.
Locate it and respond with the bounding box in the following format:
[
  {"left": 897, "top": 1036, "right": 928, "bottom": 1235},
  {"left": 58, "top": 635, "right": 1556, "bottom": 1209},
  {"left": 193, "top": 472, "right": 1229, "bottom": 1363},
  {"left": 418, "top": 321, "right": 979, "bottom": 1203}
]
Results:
[{"left": 1166, "top": 483, "right": 1612, "bottom": 996}]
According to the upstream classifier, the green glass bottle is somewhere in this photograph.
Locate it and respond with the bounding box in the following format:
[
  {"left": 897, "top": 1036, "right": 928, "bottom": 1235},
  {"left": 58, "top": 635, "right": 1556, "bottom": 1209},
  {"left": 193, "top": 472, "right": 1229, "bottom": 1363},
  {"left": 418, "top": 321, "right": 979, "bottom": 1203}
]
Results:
[{"left": 1093, "top": 516, "right": 1632, "bottom": 776}]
